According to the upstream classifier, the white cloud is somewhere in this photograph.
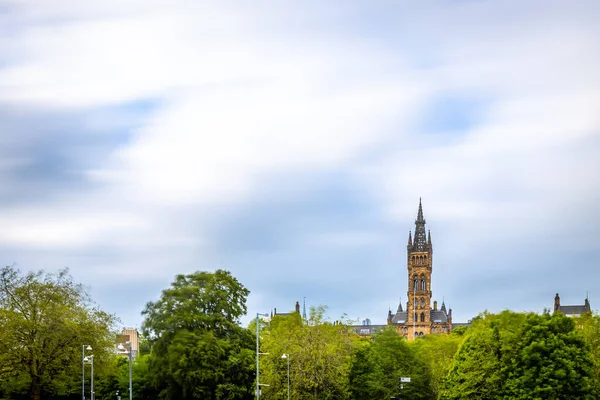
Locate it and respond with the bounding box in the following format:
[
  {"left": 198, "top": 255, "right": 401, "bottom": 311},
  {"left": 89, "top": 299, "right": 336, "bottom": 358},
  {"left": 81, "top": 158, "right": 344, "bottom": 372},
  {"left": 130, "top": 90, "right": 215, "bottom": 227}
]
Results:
[{"left": 0, "top": 0, "right": 599, "bottom": 326}]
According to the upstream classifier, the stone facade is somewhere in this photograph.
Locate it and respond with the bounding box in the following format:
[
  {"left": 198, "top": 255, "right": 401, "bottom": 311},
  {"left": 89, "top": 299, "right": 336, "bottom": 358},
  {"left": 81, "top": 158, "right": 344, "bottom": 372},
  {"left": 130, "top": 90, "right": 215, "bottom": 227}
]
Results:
[{"left": 386, "top": 199, "right": 452, "bottom": 340}]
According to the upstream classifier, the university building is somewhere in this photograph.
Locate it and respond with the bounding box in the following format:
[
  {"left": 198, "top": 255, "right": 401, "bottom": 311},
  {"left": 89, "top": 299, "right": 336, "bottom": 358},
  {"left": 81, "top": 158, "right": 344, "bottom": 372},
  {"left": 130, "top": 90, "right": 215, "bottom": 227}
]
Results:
[
  {"left": 554, "top": 293, "right": 591, "bottom": 317},
  {"left": 354, "top": 199, "right": 459, "bottom": 340}
]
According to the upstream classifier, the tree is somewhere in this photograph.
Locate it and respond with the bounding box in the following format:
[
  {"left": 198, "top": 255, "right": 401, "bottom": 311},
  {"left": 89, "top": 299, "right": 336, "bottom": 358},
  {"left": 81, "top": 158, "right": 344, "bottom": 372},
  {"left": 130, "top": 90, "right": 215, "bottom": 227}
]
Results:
[
  {"left": 442, "top": 311, "right": 597, "bottom": 400},
  {"left": 503, "top": 312, "right": 596, "bottom": 399},
  {"left": 260, "top": 305, "right": 357, "bottom": 400},
  {"left": 142, "top": 270, "right": 255, "bottom": 400},
  {"left": 441, "top": 311, "right": 527, "bottom": 400},
  {"left": 0, "top": 265, "right": 118, "bottom": 400},
  {"left": 575, "top": 312, "right": 600, "bottom": 385},
  {"left": 411, "top": 331, "right": 464, "bottom": 399},
  {"left": 349, "top": 328, "right": 431, "bottom": 400}
]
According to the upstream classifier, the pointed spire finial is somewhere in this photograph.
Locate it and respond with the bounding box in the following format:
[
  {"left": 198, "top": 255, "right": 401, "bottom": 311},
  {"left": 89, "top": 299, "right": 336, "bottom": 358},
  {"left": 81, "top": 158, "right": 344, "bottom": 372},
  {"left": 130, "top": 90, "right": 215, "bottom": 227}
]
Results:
[
  {"left": 413, "top": 198, "right": 427, "bottom": 251},
  {"left": 303, "top": 297, "right": 307, "bottom": 320},
  {"left": 417, "top": 198, "right": 424, "bottom": 222},
  {"left": 408, "top": 230, "right": 412, "bottom": 246}
]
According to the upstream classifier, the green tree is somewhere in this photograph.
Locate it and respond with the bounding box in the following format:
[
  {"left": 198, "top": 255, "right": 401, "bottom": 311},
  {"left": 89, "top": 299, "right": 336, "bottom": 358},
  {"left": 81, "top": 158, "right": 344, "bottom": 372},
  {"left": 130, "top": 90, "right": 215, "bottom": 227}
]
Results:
[
  {"left": 503, "top": 312, "right": 596, "bottom": 399},
  {"left": 441, "top": 311, "right": 527, "bottom": 400},
  {"left": 0, "top": 265, "right": 118, "bottom": 400},
  {"left": 575, "top": 312, "right": 600, "bottom": 385},
  {"left": 260, "top": 306, "right": 356, "bottom": 400},
  {"left": 442, "top": 311, "right": 597, "bottom": 400},
  {"left": 411, "top": 331, "right": 464, "bottom": 399},
  {"left": 349, "top": 328, "right": 431, "bottom": 400},
  {"left": 142, "top": 270, "right": 255, "bottom": 400}
]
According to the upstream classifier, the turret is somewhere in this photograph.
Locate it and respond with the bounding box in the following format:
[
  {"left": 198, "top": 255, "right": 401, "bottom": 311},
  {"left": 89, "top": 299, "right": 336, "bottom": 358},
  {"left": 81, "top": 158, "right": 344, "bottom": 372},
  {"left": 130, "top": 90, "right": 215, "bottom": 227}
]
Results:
[{"left": 554, "top": 293, "right": 560, "bottom": 312}]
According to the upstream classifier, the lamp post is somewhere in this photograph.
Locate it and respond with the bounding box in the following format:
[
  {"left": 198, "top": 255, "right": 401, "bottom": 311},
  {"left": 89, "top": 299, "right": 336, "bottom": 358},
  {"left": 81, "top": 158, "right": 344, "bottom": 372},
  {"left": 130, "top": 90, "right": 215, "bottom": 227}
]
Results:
[
  {"left": 83, "top": 355, "right": 94, "bottom": 400},
  {"left": 281, "top": 354, "right": 290, "bottom": 400},
  {"left": 117, "top": 342, "right": 133, "bottom": 400},
  {"left": 256, "top": 312, "right": 270, "bottom": 399},
  {"left": 82, "top": 345, "right": 92, "bottom": 400}
]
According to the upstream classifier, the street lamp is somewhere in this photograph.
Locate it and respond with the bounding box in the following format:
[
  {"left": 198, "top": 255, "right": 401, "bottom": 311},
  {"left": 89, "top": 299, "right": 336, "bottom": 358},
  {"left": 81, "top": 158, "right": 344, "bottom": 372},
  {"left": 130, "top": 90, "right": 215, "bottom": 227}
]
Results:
[
  {"left": 281, "top": 354, "right": 290, "bottom": 400},
  {"left": 83, "top": 355, "right": 94, "bottom": 400},
  {"left": 255, "top": 312, "right": 270, "bottom": 399},
  {"left": 82, "top": 345, "right": 92, "bottom": 400},
  {"left": 117, "top": 342, "right": 133, "bottom": 400}
]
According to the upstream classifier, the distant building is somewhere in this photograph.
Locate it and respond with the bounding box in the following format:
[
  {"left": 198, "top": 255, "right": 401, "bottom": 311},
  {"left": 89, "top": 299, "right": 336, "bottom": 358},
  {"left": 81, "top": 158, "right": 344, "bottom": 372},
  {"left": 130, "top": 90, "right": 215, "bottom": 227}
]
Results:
[
  {"left": 116, "top": 328, "right": 140, "bottom": 360},
  {"left": 352, "top": 199, "right": 463, "bottom": 339},
  {"left": 272, "top": 301, "right": 301, "bottom": 318},
  {"left": 554, "top": 293, "right": 591, "bottom": 317}
]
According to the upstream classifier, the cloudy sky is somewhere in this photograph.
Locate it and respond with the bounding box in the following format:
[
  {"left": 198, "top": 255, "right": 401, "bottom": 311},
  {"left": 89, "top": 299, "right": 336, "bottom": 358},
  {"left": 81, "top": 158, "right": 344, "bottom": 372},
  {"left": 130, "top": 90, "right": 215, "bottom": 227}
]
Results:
[{"left": 1, "top": 0, "right": 599, "bottom": 329}]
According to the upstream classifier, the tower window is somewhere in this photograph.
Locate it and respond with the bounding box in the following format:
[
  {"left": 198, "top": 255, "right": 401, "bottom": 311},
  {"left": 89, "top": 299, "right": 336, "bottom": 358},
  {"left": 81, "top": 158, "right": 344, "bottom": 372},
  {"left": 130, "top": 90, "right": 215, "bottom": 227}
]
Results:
[
  {"left": 421, "top": 278, "right": 426, "bottom": 291},
  {"left": 420, "top": 298, "right": 425, "bottom": 308},
  {"left": 413, "top": 277, "right": 418, "bottom": 290},
  {"left": 420, "top": 312, "right": 425, "bottom": 322}
]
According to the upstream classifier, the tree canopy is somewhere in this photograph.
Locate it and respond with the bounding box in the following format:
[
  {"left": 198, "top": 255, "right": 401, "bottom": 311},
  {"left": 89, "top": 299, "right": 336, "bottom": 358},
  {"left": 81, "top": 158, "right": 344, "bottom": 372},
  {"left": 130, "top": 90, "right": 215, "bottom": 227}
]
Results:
[
  {"left": 442, "top": 310, "right": 596, "bottom": 400},
  {"left": 142, "top": 269, "right": 255, "bottom": 400},
  {"left": 0, "top": 265, "right": 118, "bottom": 400}
]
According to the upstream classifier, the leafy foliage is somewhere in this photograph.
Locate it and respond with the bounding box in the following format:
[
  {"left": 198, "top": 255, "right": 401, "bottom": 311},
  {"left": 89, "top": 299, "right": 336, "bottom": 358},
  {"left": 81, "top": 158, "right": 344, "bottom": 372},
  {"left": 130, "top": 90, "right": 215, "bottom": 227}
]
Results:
[
  {"left": 142, "top": 270, "right": 254, "bottom": 400},
  {"left": 411, "top": 331, "right": 464, "bottom": 398},
  {"left": 260, "top": 306, "right": 357, "bottom": 400},
  {"left": 442, "top": 310, "right": 597, "bottom": 400},
  {"left": 349, "top": 328, "right": 432, "bottom": 400},
  {"left": 503, "top": 312, "right": 595, "bottom": 399},
  {"left": 0, "top": 265, "right": 118, "bottom": 400}
]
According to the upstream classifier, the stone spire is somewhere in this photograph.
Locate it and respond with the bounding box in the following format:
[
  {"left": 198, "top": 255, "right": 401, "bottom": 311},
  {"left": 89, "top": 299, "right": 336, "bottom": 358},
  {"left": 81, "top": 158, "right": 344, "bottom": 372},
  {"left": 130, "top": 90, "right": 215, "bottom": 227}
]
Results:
[
  {"left": 412, "top": 198, "right": 428, "bottom": 252},
  {"left": 397, "top": 297, "right": 403, "bottom": 312},
  {"left": 408, "top": 230, "right": 412, "bottom": 247}
]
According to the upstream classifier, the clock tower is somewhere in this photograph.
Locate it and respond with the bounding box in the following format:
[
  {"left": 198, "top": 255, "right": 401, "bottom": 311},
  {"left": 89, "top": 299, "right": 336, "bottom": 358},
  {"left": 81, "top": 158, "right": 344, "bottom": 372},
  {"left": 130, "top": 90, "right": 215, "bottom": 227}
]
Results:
[{"left": 387, "top": 199, "right": 452, "bottom": 339}]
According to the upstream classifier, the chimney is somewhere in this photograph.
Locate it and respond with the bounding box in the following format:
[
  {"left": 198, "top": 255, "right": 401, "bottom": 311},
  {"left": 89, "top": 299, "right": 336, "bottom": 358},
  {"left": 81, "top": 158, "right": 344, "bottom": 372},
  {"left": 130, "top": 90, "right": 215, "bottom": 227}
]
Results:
[
  {"left": 434, "top": 301, "right": 438, "bottom": 311},
  {"left": 274, "top": 307, "right": 277, "bottom": 315},
  {"left": 295, "top": 301, "right": 300, "bottom": 313}
]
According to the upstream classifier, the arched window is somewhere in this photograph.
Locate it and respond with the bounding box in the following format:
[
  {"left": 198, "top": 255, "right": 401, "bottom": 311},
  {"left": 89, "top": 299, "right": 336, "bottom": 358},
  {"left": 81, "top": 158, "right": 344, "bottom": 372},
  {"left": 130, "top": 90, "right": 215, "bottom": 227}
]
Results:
[
  {"left": 420, "top": 312, "right": 425, "bottom": 322},
  {"left": 419, "top": 332, "right": 424, "bottom": 336},
  {"left": 421, "top": 278, "right": 426, "bottom": 291},
  {"left": 420, "top": 298, "right": 425, "bottom": 308},
  {"left": 413, "top": 277, "right": 418, "bottom": 290}
]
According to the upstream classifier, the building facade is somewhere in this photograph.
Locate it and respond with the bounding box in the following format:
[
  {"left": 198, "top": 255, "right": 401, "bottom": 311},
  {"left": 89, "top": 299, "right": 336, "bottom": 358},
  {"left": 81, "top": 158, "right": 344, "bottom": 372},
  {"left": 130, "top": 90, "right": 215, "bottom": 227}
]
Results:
[
  {"left": 386, "top": 199, "right": 453, "bottom": 340},
  {"left": 117, "top": 327, "right": 140, "bottom": 360},
  {"left": 554, "top": 293, "right": 591, "bottom": 317}
]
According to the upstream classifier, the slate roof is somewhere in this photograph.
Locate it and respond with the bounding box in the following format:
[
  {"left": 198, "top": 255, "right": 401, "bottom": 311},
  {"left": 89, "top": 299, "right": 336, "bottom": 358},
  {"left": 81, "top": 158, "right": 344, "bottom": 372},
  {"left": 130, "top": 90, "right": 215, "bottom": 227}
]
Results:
[
  {"left": 352, "top": 324, "right": 387, "bottom": 335},
  {"left": 430, "top": 310, "right": 449, "bottom": 323},
  {"left": 391, "top": 311, "right": 408, "bottom": 324},
  {"left": 558, "top": 305, "right": 589, "bottom": 315}
]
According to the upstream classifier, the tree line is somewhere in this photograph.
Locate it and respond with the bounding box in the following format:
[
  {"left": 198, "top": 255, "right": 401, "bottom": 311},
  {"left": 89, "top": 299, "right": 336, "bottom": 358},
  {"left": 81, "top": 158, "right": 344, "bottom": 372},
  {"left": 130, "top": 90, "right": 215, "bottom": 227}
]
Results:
[{"left": 1, "top": 265, "right": 599, "bottom": 399}]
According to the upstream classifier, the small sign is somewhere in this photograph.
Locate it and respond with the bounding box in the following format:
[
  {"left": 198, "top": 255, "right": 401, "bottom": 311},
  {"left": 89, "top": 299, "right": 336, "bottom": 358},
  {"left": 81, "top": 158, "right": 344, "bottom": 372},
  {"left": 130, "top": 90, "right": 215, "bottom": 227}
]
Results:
[{"left": 401, "top": 377, "right": 411, "bottom": 383}]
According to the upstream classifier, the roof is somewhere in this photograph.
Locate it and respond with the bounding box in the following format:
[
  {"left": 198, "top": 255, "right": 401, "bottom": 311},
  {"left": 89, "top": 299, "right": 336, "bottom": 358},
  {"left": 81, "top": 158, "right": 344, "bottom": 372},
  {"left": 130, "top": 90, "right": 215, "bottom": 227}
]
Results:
[
  {"left": 430, "top": 310, "right": 448, "bottom": 323},
  {"left": 452, "top": 322, "right": 471, "bottom": 329},
  {"left": 391, "top": 311, "right": 408, "bottom": 324},
  {"left": 351, "top": 325, "right": 387, "bottom": 335},
  {"left": 559, "top": 305, "right": 589, "bottom": 315}
]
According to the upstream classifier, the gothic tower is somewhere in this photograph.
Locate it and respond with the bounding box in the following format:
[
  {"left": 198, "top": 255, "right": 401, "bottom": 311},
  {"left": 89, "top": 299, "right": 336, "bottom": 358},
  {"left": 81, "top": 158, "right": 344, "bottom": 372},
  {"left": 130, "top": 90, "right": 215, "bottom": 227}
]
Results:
[
  {"left": 383, "top": 198, "right": 452, "bottom": 340},
  {"left": 407, "top": 198, "right": 433, "bottom": 338}
]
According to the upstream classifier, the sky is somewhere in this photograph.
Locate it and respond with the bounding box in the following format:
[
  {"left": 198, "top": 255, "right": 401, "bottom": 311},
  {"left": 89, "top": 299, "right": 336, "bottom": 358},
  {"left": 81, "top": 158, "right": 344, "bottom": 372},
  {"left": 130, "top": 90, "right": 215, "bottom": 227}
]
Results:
[{"left": 1, "top": 0, "right": 599, "bottom": 329}]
